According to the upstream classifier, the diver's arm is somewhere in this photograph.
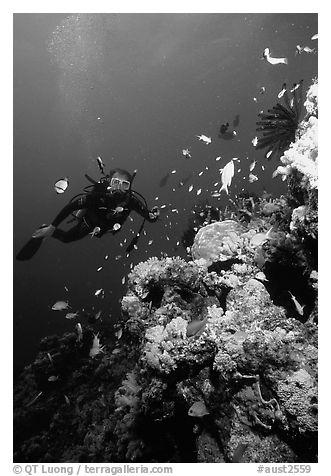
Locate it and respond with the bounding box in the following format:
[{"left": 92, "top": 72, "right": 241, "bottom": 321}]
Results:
[{"left": 130, "top": 195, "right": 159, "bottom": 222}]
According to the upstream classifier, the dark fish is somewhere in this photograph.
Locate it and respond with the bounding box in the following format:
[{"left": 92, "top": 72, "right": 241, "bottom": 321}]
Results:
[
  {"left": 233, "top": 114, "right": 240, "bottom": 128},
  {"left": 219, "top": 122, "right": 230, "bottom": 134},
  {"left": 159, "top": 172, "right": 171, "bottom": 187},
  {"left": 232, "top": 442, "right": 248, "bottom": 463}
]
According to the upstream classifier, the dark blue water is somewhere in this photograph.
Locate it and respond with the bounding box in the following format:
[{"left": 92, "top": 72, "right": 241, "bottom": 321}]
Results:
[{"left": 13, "top": 13, "right": 318, "bottom": 374}]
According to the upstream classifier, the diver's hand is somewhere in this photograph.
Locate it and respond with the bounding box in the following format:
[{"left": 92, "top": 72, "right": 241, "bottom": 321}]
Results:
[
  {"left": 32, "top": 224, "right": 55, "bottom": 239},
  {"left": 149, "top": 206, "right": 160, "bottom": 221}
]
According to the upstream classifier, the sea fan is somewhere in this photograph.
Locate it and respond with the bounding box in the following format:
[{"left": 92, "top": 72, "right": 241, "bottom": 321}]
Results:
[{"left": 256, "top": 80, "right": 304, "bottom": 160}]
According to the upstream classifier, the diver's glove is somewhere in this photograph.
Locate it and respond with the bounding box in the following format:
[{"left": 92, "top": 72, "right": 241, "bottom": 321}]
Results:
[
  {"left": 32, "top": 224, "right": 56, "bottom": 239},
  {"left": 149, "top": 206, "right": 160, "bottom": 221}
]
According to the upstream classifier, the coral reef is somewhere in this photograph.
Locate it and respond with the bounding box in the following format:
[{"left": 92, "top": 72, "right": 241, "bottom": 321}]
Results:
[{"left": 13, "top": 79, "right": 318, "bottom": 464}]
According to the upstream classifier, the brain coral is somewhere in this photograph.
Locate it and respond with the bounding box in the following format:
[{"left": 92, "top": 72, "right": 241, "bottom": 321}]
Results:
[{"left": 191, "top": 220, "right": 246, "bottom": 265}]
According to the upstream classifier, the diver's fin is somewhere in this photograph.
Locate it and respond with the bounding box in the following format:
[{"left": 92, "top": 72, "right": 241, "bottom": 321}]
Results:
[{"left": 16, "top": 237, "right": 44, "bottom": 261}]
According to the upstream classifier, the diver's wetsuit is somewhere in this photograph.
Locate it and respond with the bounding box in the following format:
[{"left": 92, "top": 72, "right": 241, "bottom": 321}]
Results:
[{"left": 51, "top": 192, "right": 157, "bottom": 243}]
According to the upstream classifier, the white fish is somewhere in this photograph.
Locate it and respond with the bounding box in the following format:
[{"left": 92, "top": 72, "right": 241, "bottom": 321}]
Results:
[
  {"left": 182, "top": 149, "right": 191, "bottom": 158},
  {"left": 97, "top": 266, "right": 103, "bottom": 272},
  {"left": 211, "top": 192, "right": 221, "bottom": 198},
  {"left": 296, "top": 44, "right": 315, "bottom": 54},
  {"left": 90, "top": 226, "right": 101, "bottom": 237},
  {"left": 266, "top": 150, "right": 273, "bottom": 159},
  {"left": 278, "top": 84, "right": 287, "bottom": 98},
  {"left": 255, "top": 271, "right": 268, "bottom": 282},
  {"left": 197, "top": 189, "right": 202, "bottom": 195},
  {"left": 104, "top": 255, "right": 109, "bottom": 260},
  {"left": 252, "top": 136, "right": 258, "bottom": 147},
  {"left": 64, "top": 394, "right": 70, "bottom": 406},
  {"left": 27, "top": 391, "right": 43, "bottom": 407},
  {"left": 249, "top": 173, "right": 258, "bottom": 183},
  {"left": 113, "top": 206, "right": 125, "bottom": 214},
  {"left": 95, "top": 310, "right": 102, "bottom": 320},
  {"left": 220, "top": 159, "right": 235, "bottom": 195},
  {"left": 52, "top": 301, "right": 70, "bottom": 311},
  {"left": 160, "top": 204, "right": 167, "bottom": 209},
  {"left": 64, "top": 286, "right": 69, "bottom": 292},
  {"left": 76, "top": 323, "right": 83, "bottom": 342},
  {"left": 253, "top": 97, "right": 257, "bottom": 102},
  {"left": 96, "top": 156, "right": 105, "bottom": 174},
  {"left": 148, "top": 240, "right": 153, "bottom": 245},
  {"left": 259, "top": 86, "right": 266, "bottom": 94},
  {"left": 188, "top": 185, "right": 194, "bottom": 192},
  {"left": 249, "top": 160, "right": 256, "bottom": 172},
  {"left": 288, "top": 291, "right": 305, "bottom": 316},
  {"left": 263, "top": 47, "right": 288, "bottom": 65},
  {"left": 311, "top": 34, "right": 318, "bottom": 40},
  {"left": 65, "top": 311, "right": 79, "bottom": 320},
  {"left": 215, "top": 156, "right": 221, "bottom": 161},
  {"left": 113, "top": 223, "right": 121, "bottom": 231},
  {"left": 54, "top": 177, "right": 69, "bottom": 194},
  {"left": 115, "top": 328, "right": 123, "bottom": 340},
  {"left": 48, "top": 375, "right": 59, "bottom": 382},
  {"left": 89, "top": 333, "right": 105, "bottom": 358},
  {"left": 122, "top": 276, "right": 126, "bottom": 285},
  {"left": 196, "top": 134, "right": 212, "bottom": 144},
  {"left": 291, "top": 83, "right": 301, "bottom": 93},
  {"left": 171, "top": 169, "right": 177, "bottom": 174},
  {"left": 198, "top": 171, "right": 204, "bottom": 176},
  {"left": 94, "top": 288, "right": 103, "bottom": 297},
  {"left": 188, "top": 400, "right": 210, "bottom": 417},
  {"left": 250, "top": 227, "right": 273, "bottom": 248},
  {"left": 47, "top": 352, "right": 54, "bottom": 365}
]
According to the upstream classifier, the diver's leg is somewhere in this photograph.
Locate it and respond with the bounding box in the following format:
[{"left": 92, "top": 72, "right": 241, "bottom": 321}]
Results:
[{"left": 52, "top": 221, "right": 91, "bottom": 243}]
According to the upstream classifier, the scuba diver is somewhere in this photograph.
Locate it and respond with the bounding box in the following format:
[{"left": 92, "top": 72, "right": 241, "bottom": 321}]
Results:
[{"left": 16, "top": 168, "right": 160, "bottom": 260}]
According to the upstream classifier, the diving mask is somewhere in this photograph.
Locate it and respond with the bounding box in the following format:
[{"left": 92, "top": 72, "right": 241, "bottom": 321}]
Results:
[{"left": 108, "top": 177, "right": 131, "bottom": 193}]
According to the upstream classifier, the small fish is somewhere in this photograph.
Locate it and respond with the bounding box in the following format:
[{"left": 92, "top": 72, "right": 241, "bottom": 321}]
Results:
[
  {"left": 47, "top": 352, "right": 54, "bottom": 365},
  {"left": 232, "top": 442, "right": 249, "bottom": 463},
  {"left": 52, "top": 300, "right": 70, "bottom": 311},
  {"left": 288, "top": 291, "right": 305, "bottom": 316},
  {"left": 252, "top": 136, "right": 258, "bottom": 147},
  {"left": 122, "top": 276, "right": 126, "bottom": 285},
  {"left": 97, "top": 266, "right": 103, "bottom": 272},
  {"left": 311, "top": 33, "right": 318, "bottom": 40},
  {"left": 263, "top": 47, "right": 288, "bottom": 65},
  {"left": 278, "top": 83, "right": 287, "bottom": 98},
  {"left": 253, "top": 97, "right": 257, "bottom": 102},
  {"left": 64, "top": 394, "right": 70, "bottom": 406},
  {"left": 187, "top": 316, "right": 209, "bottom": 337},
  {"left": 90, "top": 226, "right": 101, "bottom": 237},
  {"left": 64, "top": 285, "right": 69, "bottom": 292},
  {"left": 95, "top": 310, "right": 102, "bottom": 320},
  {"left": 48, "top": 375, "right": 59, "bottom": 382},
  {"left": 211, "top": 192, "right": 221, "bottom": 198},
  {"left": 89, "top": 333, "right": 105, "bottom": 358},
  {"left": 76, "top": 322, "right": 83, "bottom": 342},
  {"left": 198, "top": 171, "right": 204, "bottom": 176},
  {"left": 148, "top": 240, "right": 153, "bottom": 245},
  {"left": 188, "top": 400, "right": 210, "bottom": 417},
  {"left": 96, "top": 156, "right": 105, "bottom": 174},
  {"left": 249, "top": 160, "right": 256, "bottom": 172},
  {"left": 54, "top": 177, "right": 69, "bottom": 194},
  {"left": 197, "top": 189, "right": 202, "bottom": 195},
  {"left": 113, "top": 223, "right": 121, "bottom": 231},
  {"left": 65, "top": 311, "right": 79, "bottom": 320},
  {"left": 250, "top": 227, "right": 273, "bottom": 248},
  {"left": 296, "top": 44, "right": 315, "bottom": 55},
  {"left": 112, "top": 347, "right": 121, "bottom": 355},
  {"left": 220, "top": 159, "right": 235, "bottom": 195},
  {"left": 259, "top": 86, "right": 266, "bottom": 94},
  {"left": 266, "top": 150, "right": 273, "bottom": 159},
  {"left": 290, "top": 82, "right": 301, "bottom": 93},
  {"left": 115, "top": 328, "right": 123, "bottom": 340},
  {"left": 248, "top": 173, "right": 258, "bottom": 183},
  {"left": 94, "top": 288, "right": 103, "bottom": 297},
  {"left": 197, "top": 134, "right": 212, "bottom": 144},
  {"left": 188, "top": 185, "right": 194, "bottom": 192},
  {"left": 113, "top": 206, "right": 125, "bottom": 214},
  {"left": 215, "top": 156, "right": 221, "bottom": 161},
  {"left": 254, "top": 271, "right": 268, "bottom": 282},
  {"left": 182, "top": 148, "right": 191, "bottom": 158},
  {"left": 27, "top": 391, "right": 43, "bottom": 407}
]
